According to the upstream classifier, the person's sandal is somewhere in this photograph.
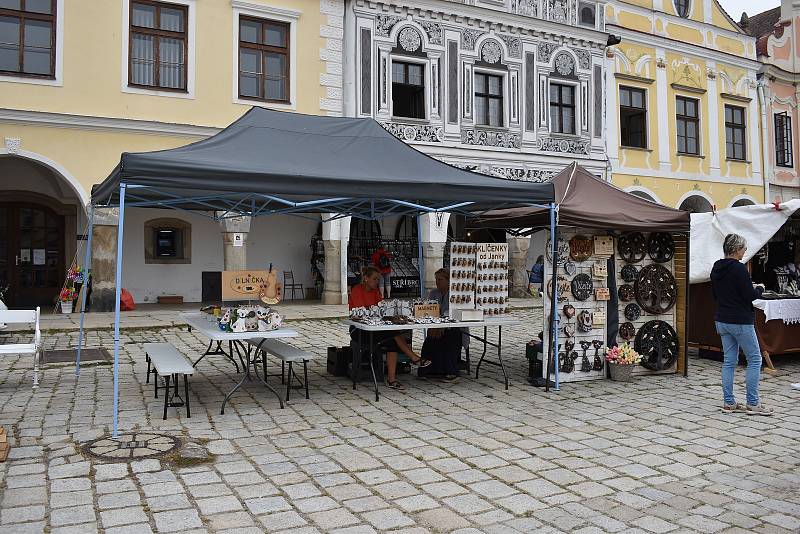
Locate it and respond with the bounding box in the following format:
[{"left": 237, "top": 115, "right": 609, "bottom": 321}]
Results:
[
  {"left": 721, "top": 403, "right": 747, "bottom": 413},
  {"left": 746, "top": 404, "right": 774, "bottom": 416},
  {"left": 386, "top": 380, "right": 406, "bottom": 391}
]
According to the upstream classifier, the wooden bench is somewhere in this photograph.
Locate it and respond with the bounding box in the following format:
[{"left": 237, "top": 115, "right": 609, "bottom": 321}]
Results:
[
  {"left": 143, "top": 343, "right": 194, "bottom": 420},
  {"left": 248, "top": 338, "right": 313, "bottom": 401},
  {"left": 0, "top": 307, "right": 41, "bottom": 388}
]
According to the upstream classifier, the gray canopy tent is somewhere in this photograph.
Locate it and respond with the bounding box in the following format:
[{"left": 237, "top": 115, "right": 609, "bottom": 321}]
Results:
[{"left": 79, "top": 107, "right": 557, "bottom": 436}]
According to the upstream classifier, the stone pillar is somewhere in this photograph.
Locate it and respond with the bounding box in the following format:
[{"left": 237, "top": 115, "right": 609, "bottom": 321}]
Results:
[
  {"left": 507, "top": 234, "right": 532, "bottom": 298},
  {"left": 321, "top": 214, "right": 351, "bottom": 304},
  {"left": 217, "top": 214, "right": 251, "bottom": 271},
  {"left": 419, "top": 213, "right": 450, "bottom": 294},
  {"left": 89, "top": 208, "right": 120, "bottom": 312}
]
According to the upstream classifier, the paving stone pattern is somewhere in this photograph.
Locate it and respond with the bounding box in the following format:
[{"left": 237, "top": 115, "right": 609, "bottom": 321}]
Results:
[{"left": 1, "top": 310, "right": 800, "bottom": 533}]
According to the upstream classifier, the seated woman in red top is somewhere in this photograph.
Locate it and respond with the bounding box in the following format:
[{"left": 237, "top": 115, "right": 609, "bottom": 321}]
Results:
[{"left": 350, "top": 266, "right": 430, "bottom": 390}]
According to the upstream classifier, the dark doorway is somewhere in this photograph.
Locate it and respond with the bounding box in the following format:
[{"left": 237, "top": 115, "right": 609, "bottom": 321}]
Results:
[{"left": 0, "top": 203, "right": 65, "bottom": 308}]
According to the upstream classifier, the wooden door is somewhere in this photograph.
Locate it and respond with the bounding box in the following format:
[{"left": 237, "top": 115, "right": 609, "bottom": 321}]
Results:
[{"left": 0, "top": 204, "right": 65, "bottom": 308}]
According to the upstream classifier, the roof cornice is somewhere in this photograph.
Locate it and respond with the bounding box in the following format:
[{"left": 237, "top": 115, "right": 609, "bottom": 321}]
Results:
[{"left": 353, "top": 0, "right": 611, "bottom": 48}]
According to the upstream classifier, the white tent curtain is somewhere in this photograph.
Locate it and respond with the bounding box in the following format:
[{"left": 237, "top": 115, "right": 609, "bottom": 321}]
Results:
[{"left": 689, "top": 199, "right": 800, "bottom": 283}]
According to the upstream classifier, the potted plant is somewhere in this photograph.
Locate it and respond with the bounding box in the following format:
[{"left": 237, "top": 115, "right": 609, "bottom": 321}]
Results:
[
  {"left": 59, "top": 286, "right": 78, "bottom": 314},
  {"left": 605, "top": 343, "right": 641, "bottom": 382}
]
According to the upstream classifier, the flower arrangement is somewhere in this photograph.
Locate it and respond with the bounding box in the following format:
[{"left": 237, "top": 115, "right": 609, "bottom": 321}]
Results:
[
  {"left": 67, "top": 264, "right": 84, "bottom": 284},
  {"left": 605, "top": 343, "right": 641, "bottom": 366},
  {"left": 59, "top": 287, "right": 78, "bottom": 302}
]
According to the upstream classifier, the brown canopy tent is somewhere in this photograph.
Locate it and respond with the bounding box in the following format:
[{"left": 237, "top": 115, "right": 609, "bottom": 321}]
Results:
[
  {"left": 473, "top": 162, "right": 691, "bottom": 390},
  {"left": 472, "top": 162, "right": 690, "bottom": 232}
]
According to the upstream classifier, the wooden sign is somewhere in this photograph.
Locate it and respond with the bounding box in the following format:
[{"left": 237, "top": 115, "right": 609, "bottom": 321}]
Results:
[
  {"left": 569, "top": 235, "right": 593, "bottom": 262},
  {"left": 414, "top": 303, "right": 440, "bottom": 318},
  {"left": 592, "top": 260, "right": 608, "bottom": 279},
  {"left": 593, "top": 235, "right": 614, "bottom": 256},
  {"left": 594, "top": 287, "right": 610, "bottom": 301},
  {"left": 593, "top": 309, "right": 606, "bottom": 326},
  {"left": 222, "top": 270, "right": 269, "bottom": 301}
]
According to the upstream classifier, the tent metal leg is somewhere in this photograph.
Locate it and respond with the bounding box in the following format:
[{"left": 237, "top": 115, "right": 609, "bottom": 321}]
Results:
[
  {"left": 417, "top": 214, "right": 425, "bottom": 298},
  {"left": 112, "top": 184, "right": 127, "bottom": 438},
  {"left": 545, "top": 202, "right": 560, "bottom": 392},
  {"left": 76, "top": 206, "right": 94, "bottom": 376}
]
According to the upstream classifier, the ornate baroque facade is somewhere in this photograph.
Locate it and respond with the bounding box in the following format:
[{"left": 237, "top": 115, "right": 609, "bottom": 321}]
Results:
[{"left": 343, "top": 0, "right": 611, "bottom": 182}]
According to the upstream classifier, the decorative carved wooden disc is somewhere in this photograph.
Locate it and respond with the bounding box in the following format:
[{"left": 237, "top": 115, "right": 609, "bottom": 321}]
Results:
[
  {"left": 619, "top": 321, "right": 636, "bottom": 341},
  {"left": 546, "top": 237, "right": 569, "bottom": 265},
  {"left": 618, "top": 284, "right": 635, "bottom": 302},
  {"left": 635, "top": 319, "right": 678, "bottom": 371},
  {"left": 624, "top": 303, "right": 641, "bottom": 321},
  {"left": 621, "top": 264, "right": 639, "bottom": 283},
  {"left": 634, "top": 264, "right": 677, "bottom": 314},
  {"left": 647, "top": 232, "right": 675, "bottom": 263},
  {"left": 570, "top": 273, "right": 593, "bottom": 301},
  {"left": 569, "top": 235, "right": 594, "bottom": 262},
  {"left": 547, "top": 275, "right": 569, "bottom": 301},
  {"left": 618, "top": 232, "right": 646, "bottom": 263}
]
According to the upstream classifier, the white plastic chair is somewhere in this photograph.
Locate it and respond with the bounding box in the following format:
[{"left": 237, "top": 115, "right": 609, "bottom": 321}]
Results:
[{"left": 0, "top": 307, "right": 41, "bottom": 388}]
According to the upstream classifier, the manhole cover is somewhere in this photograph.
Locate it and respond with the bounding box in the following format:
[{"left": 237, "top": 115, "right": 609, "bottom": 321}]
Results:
[
  {"left": 43, "top": 348, "right": 110, "bottom": 364},
  {"left": 83, "top": 433, "right": 181, "bottom": 461}
]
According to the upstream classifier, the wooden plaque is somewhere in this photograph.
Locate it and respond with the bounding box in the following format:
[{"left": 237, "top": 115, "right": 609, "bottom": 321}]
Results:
[
  {"left": 221, "top": 270, "right": 269, "bottom": 301},
  {"left": 593, "top": 310, "right": 606, "bottom": 326},
  {"left": 593, "top": 235, "right": 614, "bottom": 256},
  {"left": 592, "top": 260, "right": 608, "bottom": 279},
  {"left": 594, "top": 287, "right": 610, "bottom": 301}
]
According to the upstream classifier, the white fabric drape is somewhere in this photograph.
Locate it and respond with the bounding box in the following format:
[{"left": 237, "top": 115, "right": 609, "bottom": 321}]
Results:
[
  {"left": 752, "top": 299, "right": 800, "bottom": 325},
  {"left": 689, "top": 199, "right": 800, "bottom": 284}
]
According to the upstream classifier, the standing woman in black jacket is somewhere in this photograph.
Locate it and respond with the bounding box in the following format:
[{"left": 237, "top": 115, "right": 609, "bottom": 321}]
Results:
[{"left": 710, "top": 234, "right": 772, "bottom": 416}]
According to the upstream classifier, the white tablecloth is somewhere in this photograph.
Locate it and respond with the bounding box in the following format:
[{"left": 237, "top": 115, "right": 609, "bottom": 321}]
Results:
[{"left": 752, "top": 299, "right": 800, "bottom": 325}]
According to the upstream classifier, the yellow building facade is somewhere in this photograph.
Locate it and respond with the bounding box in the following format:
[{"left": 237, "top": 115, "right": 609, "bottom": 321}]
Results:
[
  {"left": 0, "top": 0, "right": 342, "bottom": 307},
  {"left": 605, "top": 0, "right": 764, "bottom": 211}
]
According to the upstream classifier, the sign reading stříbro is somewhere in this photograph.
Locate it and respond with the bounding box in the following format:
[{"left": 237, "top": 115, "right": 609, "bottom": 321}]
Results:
[{"left": 221, "top": 270, "right": 269, "bottom": 301}]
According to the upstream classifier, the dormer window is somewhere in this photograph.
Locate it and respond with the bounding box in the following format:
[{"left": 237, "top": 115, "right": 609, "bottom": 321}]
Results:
[{"left": 674, "top": 0, "right": 690, "bottom": 18}]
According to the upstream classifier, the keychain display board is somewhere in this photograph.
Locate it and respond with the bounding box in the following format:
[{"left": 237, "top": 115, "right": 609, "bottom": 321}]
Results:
[
  {"left": 476, "top": 243, "right": 509, "bottom": 316},
  {"left": 541, "top": 229, "right": 610, "bottom": 383},
  {"left": 615, "top": 231, "right": 678, "bottom": 376},
  {"left": 448, "top": 242, "right": 509, "bottom": 317},
  {"left": 448, "top": 242, "right": 476, "bottom": 313}
]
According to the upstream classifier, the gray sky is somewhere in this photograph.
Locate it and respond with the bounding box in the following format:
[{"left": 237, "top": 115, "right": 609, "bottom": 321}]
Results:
[{"left": 717, "top": 0, "right": 780, "bottom": 19}]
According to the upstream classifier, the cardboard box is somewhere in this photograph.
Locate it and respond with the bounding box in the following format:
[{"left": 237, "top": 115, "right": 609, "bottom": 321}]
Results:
[{"left": 453, "top": 308, "right": 483, "bottom": 321}]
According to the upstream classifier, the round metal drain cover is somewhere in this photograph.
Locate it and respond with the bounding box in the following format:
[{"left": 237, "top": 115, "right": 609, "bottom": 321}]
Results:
[{"left": 83, "top": 433, "right": 181, "bottom": 461}]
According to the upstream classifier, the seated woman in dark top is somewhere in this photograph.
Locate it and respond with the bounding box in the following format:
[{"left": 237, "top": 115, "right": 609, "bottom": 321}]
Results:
[
  {"left": 349, "top": 266, "right": 430, "bottom": 390},
  {"left": 420, "top": 268, "right": 464, "bottom": 382}
]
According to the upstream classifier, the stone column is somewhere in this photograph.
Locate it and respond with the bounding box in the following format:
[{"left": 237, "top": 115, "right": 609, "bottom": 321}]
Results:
[
  {"left": 419, "top": 213, "right": 450, "bottom": 294},
  {"left": 217, "top": 214, "right": 251, "bottom": 271},
  {"left": 321, "top": 215, "right": 351, "bottom": 304},
  {"left": 507, "top": 234, "right": 532, "bottom": 298},
  {"left": 89, "top": 208, "right": 120, "bottom": 312}
]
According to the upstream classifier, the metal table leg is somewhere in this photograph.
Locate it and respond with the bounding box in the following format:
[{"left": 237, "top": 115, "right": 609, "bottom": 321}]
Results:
[
  {"left": 475, "top": 326, "right": 489, "bottom": 379},
  {"left": 220, "top": 339, "right": 284, "bottom": 415},
  {"left": 369, "top": 331, "right": 379, "bottom": 402}
]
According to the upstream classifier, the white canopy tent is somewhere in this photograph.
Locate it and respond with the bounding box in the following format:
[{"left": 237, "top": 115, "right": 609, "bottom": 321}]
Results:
[{"left": 689, "top": 199, "right": 800, "bottom": 283}]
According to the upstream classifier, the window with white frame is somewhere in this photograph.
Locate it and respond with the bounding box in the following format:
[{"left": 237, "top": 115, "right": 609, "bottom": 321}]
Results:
[
  {"left": 474, "top": 71, "right": 503, "bottom": 127},
  {"left": 724, "top": 104, "right": 746, "bottom": 161},
  {"left": 549, "top": 82, "right": 576, "bottom": 134},
  {"left": 129, "top": 0, "right": 187, "bottom": 90},
  {"left": 0, "top": 0, "right": 56, "bottom": 77},
  {"left": 391, "top": 60, "right": 425, "bottom": 119},
  {"left": 238, "top": 16, "right": 289, "bottom": 102},
  {"left": 676, "top": 95, "right": 699, "bottom": 155},
  {"left": 619, "top": 86, "right": 647, "bottom": 148},
  {"left": 775, "top": 112, "right": 793, "bottom": 168}
]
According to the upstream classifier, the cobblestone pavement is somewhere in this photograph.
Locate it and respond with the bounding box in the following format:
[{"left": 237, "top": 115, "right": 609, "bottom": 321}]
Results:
[{"left": 1, "top": 309, "right": 799, "bottom": 533}]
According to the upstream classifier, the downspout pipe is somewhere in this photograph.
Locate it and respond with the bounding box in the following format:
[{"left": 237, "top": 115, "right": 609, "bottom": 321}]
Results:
[{"left": 757, "top": 76, "right": 771, "bottom": 203}]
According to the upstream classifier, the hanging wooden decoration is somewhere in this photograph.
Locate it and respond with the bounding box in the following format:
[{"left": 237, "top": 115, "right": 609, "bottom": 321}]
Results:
[
  {"left": 619, "top": 321, "right": 636, "bottom": 341},
  {"left": 635, "top": 264, "right": 677, "bottom": 314},
  {"left": 569, "top": 235, "right": 594, "bottom": 262},
  {"left": 592, "top": 260, "right": 608, "bottom": 279},
  {"left": 647, "top": 232, "right": 675, "bottom": 263},
  {"left": 547, "top": 275, "right": 570, "bottom": 301},
  {"left": 570, "top": 273, "right": 593, "bottom": 301},
  {"left": 592, "top": 309, "right": 606, "bottom": 326},
  {"left": 635, "top": 320, "right": 678, "bottom": 370},
  {"left": 546, "top": 237, "right": 569, "bottom": 265},
  {"left": 593, "top": 235, "right": 614, "bottom": 256},
  {"left": 617, "top": 284, "right": 635, "bottom": 302},
  {"left": 618, "top": 232, "right": 647, "bottom": 263},
  {"left": 621, "top": 264, "right": 639, "bottom": 283},
  {"left": 594, "top": 287, "right": 610, "bottom": 300}
]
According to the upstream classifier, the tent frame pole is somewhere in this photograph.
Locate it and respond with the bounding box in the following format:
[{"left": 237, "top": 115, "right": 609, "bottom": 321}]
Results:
[
  {"left": 683, "top": 231, "right": 690, "bottom": 377},
  {"left": 111, "top": 184, "right": 127, "bottom": 438},
  {"left": 545, "top": 203, "right": 560, "bottom": 392},
  {"left": 75, "top": 206, "right": 94, "bottom": 375},
  {"left": 417, "top": 214, "right": 425, "bottom": 298}
]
